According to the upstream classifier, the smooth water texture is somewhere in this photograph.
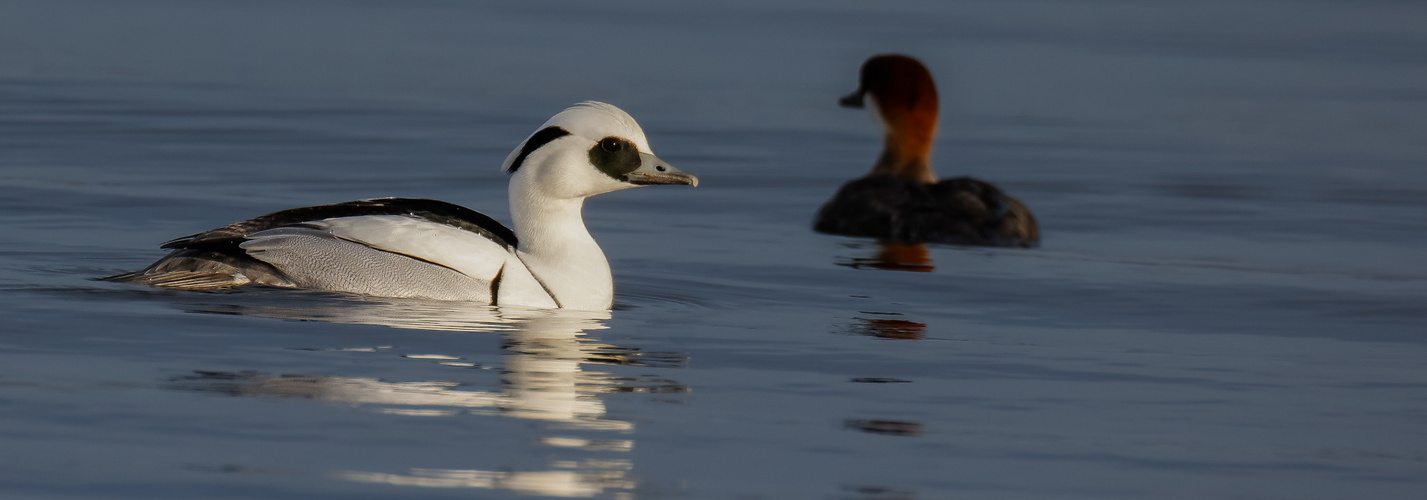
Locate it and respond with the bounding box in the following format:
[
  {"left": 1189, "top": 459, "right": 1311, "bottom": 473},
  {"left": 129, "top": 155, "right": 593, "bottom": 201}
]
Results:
[{"left": 2, "top": 1, "right": 1426, "bottom": 499}]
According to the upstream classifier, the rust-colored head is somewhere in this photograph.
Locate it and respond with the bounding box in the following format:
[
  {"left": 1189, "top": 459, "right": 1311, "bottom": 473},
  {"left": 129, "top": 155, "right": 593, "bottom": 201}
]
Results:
[{"left": 841, "top": 54, "right": 940, "bottom": 183}]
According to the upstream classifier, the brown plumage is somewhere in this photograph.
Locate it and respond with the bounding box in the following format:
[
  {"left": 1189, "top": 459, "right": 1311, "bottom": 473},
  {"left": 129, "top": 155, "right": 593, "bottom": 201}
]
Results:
[{"left": 814, "top": 54, "right": 1039, "bottom": 248}]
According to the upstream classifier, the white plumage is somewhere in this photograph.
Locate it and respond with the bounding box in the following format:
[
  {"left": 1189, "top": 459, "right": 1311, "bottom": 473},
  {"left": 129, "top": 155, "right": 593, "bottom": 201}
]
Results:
[{"left": 105, "top": 101, "right": 698, "bottom": 310}]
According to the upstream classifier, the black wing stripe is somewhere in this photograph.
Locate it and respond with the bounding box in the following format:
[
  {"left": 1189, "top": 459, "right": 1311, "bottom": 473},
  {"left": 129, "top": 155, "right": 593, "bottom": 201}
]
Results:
[
  {"left": 490, "top": 264, "right": 505, "bottom": 306},
  {"left": 328, "top": 234, "right": 470, "bottom": 276},
  {"left": 164, "top": 198, "right": 518, "bottom": 251},
  {"left": 524, "top": 268, "right": 562, "bottom": 309}
]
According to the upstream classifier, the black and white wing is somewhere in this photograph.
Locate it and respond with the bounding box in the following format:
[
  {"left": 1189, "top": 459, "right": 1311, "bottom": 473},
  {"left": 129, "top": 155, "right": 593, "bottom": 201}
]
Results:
[{"left": 105, "top": 198, "right": 556, "bottom": 305}]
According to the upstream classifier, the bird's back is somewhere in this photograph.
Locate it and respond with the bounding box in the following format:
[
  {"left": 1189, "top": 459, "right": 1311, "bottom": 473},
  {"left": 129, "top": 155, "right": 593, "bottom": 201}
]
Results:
[{"left": 814, "top": 175, "right": 1038, "bottom": 248}]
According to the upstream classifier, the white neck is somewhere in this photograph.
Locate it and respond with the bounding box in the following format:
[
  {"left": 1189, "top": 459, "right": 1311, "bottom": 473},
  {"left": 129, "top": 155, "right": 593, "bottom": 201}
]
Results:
[{"left": 508, "top": 178, "right": 614, "bottom": 310}]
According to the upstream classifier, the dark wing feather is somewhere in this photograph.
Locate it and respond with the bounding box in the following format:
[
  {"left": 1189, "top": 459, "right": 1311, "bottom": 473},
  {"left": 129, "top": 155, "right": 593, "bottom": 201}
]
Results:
[
  {"left": 814, "top": 176, "right": 932, "bottom": 241},
  {"left": 106, "top": 198, "right": 516, "bottom": 291},
  {"left": 814, "top": 175, "right": 1038, "bottom": 248},
  {"left": 99, "top": 248, "right": 294, "bottom": 289},
  {"left": 163, "top": 198, "right": 517, "bottom": 251},
  {"left": 928, "top": 177, "right": 1038, "bottom": 248}
]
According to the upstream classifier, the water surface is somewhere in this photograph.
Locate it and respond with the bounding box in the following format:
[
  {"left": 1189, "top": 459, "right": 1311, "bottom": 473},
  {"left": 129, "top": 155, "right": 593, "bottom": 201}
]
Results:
[{"left": 2, "top": 1, "right": 1426, "bottom": 499}]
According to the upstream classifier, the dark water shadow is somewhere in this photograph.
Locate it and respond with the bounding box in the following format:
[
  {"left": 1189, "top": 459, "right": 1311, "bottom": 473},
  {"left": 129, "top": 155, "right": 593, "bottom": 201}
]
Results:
[{"left": 844, "top": 418, "right": 924, "bottom": 437}]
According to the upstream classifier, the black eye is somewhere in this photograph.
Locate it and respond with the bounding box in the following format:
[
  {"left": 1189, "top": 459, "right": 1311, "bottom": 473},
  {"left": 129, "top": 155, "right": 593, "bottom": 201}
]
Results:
[{"left": 600, "top": 137, "right": 623, "bottom": 152}]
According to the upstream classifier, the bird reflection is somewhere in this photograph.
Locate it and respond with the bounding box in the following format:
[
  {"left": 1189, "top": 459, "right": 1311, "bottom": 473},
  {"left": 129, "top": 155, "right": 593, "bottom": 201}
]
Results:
[
  {"left": 844, "top": 418, "right": 924, "bottom": 437},
  {"left": 171, "top": 301, "right": 687, "bottom": 498},
  {"left": 843, "top": 484, "right": 919, "bottom": 500},
  {"left": 836, "top": 242, "right": 935, "bottom": 272},
  {"left": 851, "top": 316, "right": 927, "bottom": 340}
]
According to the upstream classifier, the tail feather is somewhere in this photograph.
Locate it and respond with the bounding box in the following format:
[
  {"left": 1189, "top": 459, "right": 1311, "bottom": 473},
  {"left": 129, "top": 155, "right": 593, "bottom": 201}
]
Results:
[
  {"left": 100, "top": 249, "right": 294, "bottom": 291},
  {"left": 101, "top": 269, "right": 251, "bottom": 291}
]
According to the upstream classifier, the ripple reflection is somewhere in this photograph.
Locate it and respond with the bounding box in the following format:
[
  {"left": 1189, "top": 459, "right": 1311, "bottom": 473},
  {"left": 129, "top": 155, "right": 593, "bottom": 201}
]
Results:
[
  {"left": 836, "top": 242, "right": 935, "bottom": 272},
  {"left": 851, "top": 315, "right": 927, "bottom": 340},
  {"left": 171, "top": 304, "right": 686, "bottom": 498},
  {"left": 844, "top": 418, "right": 924, "bottom": 437}
]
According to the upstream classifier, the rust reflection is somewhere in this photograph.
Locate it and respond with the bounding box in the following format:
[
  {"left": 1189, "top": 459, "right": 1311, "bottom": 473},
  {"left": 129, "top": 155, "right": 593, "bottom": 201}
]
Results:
[{"left": 838, "top": 242, "right": 934, "bottom": 273}]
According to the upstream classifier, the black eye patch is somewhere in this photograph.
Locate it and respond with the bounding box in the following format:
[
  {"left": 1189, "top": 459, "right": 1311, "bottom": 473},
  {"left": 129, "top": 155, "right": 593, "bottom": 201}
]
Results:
[{"left": 588, "top": 136, "right": 641, "bottom": 181}]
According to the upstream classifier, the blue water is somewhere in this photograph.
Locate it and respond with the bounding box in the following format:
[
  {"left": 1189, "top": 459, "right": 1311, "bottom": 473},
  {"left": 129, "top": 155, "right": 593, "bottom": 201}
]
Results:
[{"left": 2, "top": 1, "right": 1426, "bottom": 498}]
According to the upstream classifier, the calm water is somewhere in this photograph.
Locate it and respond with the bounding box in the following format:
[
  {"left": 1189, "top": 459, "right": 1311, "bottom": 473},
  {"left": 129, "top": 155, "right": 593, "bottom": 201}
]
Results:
[{"left": 2, "top": 1, "right": 1426, "bottom": 499}]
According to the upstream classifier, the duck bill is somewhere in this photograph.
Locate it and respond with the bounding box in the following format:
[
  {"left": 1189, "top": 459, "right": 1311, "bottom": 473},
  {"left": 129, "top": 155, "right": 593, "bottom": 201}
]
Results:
[
  {"left": 839, "top": 90, "right": 865, "bottom": 108},
  {"left": 624, "top": 153, "right": 698, "bottom": 187}
]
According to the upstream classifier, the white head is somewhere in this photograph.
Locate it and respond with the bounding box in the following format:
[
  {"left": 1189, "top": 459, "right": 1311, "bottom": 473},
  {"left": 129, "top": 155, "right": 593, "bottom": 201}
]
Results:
[{"left": 501, "top": 101, "right": 697, "bottom": 201}]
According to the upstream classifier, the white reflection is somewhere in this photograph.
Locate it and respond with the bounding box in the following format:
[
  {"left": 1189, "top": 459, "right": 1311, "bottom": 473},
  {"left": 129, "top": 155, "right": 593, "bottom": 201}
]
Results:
[
  {"left": 189, "top": 294, "right": 522, "bottom": 332},
  {"left": 176, "top": 300, "right": 683, "bottom": 498},
  {"left": 335, "top": 467, "right": 634, "bottom": 498}
]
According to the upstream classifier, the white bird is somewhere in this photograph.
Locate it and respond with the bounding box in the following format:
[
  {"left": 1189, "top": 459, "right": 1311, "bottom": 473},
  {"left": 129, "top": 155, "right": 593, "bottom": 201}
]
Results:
[{"left": 104, "top": 101, "right": 698, "bottom": 310}]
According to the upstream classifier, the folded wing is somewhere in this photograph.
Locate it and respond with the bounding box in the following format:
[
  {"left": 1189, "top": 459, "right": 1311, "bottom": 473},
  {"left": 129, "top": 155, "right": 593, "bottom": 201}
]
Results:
[{"left": 104, "top": 198, "right": 556, "bottom": 306}]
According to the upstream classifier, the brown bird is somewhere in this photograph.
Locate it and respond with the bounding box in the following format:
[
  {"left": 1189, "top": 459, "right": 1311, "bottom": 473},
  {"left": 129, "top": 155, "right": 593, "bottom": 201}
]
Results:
[{"left": 814, "top": 54, "right": 1039, "bottom": 248}]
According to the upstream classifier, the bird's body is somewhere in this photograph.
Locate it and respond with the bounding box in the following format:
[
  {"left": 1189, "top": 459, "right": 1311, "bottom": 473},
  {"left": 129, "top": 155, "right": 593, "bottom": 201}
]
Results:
[
  {"left": 814, "top": 54, "right": 1038, "bottom": 248},
  {"left": 815, "top": 175, "right": 1037, "bottom": 247},
  {"left": 105, "top": 102, "right": 697, "bottom": 310}
]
